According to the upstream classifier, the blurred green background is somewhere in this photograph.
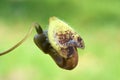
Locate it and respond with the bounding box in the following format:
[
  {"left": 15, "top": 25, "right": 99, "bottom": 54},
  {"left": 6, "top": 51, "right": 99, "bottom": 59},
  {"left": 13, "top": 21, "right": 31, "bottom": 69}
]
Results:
[{"left": 0, "top": 0, "right": 120, "bottom": 80}]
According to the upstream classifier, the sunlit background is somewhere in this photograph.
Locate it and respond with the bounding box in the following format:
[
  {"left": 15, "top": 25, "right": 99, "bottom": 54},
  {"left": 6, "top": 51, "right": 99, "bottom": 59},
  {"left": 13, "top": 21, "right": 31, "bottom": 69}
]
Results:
[{"left": 0, "top": 0, "right": 120, "bottom": 80}]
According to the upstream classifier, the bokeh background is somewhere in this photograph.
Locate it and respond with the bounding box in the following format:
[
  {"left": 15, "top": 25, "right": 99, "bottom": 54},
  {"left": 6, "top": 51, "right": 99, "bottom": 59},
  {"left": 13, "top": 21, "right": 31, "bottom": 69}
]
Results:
[{"left": 0, "top": 0, "right": 120, "bottom": 80}]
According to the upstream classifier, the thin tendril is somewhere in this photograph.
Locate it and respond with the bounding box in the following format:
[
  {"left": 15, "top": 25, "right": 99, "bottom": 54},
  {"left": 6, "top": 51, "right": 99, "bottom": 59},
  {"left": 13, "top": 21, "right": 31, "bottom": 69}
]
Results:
[{"left": 0, "top": 23, "right": 39, "bottom": 56}]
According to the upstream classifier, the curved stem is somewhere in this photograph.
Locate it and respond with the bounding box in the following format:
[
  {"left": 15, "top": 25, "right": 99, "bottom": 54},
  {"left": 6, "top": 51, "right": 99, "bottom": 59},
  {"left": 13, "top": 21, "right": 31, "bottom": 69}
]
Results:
[{"left": 0, "top": 23, "right": 40, "bottom": 56}]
